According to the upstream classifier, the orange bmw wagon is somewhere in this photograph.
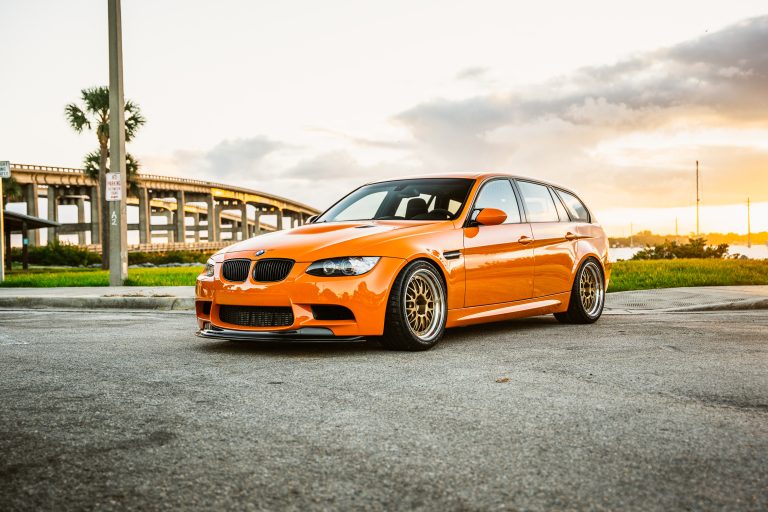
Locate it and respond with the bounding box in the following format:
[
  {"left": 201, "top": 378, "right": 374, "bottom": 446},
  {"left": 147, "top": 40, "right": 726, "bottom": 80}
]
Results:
[{"left": 196, "top": 173, "right": 610, "bottom": 350}]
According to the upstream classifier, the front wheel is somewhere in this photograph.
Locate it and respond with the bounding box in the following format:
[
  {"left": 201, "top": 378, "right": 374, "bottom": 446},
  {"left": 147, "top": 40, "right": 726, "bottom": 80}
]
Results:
[
  {"left": 379, "top": 261, "right": 447, "bottom": 351},
  {"left": 554, "top": 258, "right": 605, "bottom": 324}
]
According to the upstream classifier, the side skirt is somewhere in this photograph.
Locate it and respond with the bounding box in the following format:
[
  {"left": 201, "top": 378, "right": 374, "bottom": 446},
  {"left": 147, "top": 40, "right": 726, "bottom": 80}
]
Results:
[{"left": 446, "top": 291, "right": 571, "bottom": 328}]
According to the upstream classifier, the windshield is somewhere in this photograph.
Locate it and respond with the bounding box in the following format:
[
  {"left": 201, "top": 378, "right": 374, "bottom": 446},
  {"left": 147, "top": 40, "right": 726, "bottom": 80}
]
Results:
[{"left": 316, "top": 178, "right": 474, "bottom": 223}]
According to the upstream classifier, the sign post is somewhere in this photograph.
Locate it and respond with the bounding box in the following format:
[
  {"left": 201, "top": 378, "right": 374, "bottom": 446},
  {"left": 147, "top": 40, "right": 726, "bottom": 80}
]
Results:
[
  {"left": 0, "top": 161, "right": 10, "bottom": 283},
  {"left": 108, "top": 0, "right": 128, "bottom": 286}
]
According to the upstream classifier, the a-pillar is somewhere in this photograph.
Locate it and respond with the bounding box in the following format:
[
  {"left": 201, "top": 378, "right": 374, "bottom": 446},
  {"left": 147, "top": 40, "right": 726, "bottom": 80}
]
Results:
[
  {"left": 138, "top": 188, "right": 151, "bottom": 244},
  {"left": 192, "top": 213, "right": 200, "bottom": 242},
  {"left": 240, "top": 203, "right": 249, "bottom": 240},
  {"left": 23, "top": 184, "right": 40, "bottom": 246},
  {"left": 76, "top": 197, "right": 86, "bottom": 245},
  {"left": 90, "top": 186, "right": 100, "bottom": 245},
  {"left": 46, "top": 186, "right": 59, "bottom": 243},
  {"left": 205, "top": 195, "right": 218, "bottom": 242},
  {"left": 175, "top": 191, "right": 186, "bottom": 243}
]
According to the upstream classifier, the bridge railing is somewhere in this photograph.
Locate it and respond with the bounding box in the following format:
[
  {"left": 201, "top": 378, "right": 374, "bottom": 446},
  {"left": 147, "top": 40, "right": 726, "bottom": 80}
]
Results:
[
  {"left": 85, "top": 241, "right": 231, "bottom": 254},
  {"left": 11, "top": 163, "right": 319, "bottom": 214}
]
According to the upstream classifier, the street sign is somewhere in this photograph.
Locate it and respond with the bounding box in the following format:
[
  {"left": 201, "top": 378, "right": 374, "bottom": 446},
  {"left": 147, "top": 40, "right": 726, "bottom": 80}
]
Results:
[
  {"left": 0, "top": 161, "right": 10, "bottom": 178},
  {"left": 105, "top": 172, "right": 122, "bottom": 201}
]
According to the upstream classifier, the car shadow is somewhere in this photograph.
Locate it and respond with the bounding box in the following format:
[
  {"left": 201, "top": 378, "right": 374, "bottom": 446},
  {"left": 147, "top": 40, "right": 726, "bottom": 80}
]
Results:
[{"left": 195, "top": 315, "right": 562, "bottom": 356}]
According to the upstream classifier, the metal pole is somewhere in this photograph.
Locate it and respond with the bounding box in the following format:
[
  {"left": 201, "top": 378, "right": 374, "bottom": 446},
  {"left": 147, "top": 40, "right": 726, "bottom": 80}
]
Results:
[
  {"left": 747, "top": 197, "right": 751, "bottom": 249},
  {"left": 108, "top": 0, "right": 128, "bottom": 285},
  {"left": 0, "top": 178, "right": 4, "bottom": 283},
  {"left": 695, "top": 160, "right": 700, "bottom": 236}
]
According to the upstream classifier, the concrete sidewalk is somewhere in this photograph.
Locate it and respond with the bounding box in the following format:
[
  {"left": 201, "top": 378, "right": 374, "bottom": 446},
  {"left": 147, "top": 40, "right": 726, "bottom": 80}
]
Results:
[
  {"left": 0, "top": 285, "right": 766, "bottom": 313},
  {"left": 0, "top": 286, "right": 194, "bottom": 310},
  {"left": 604, "top": 285, "right": 768, "bottom": 314}
]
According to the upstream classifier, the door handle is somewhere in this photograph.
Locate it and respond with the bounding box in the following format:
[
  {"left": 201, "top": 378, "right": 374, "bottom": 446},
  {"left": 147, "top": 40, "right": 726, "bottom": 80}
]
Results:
[
  {"left": 565, "top": 232, "right": 577, "bottom": 241},
  {"left": 518, "top": 235, "right": 533, "bottom": 245}
]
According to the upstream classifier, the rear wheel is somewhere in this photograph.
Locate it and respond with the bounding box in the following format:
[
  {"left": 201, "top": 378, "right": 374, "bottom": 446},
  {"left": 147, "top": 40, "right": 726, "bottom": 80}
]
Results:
[
  {"left": 379, "top": 261, "right": 447, "bottom": 351},
  {"left": 554, "top": 258, "right": 605, "bottom": 324}
]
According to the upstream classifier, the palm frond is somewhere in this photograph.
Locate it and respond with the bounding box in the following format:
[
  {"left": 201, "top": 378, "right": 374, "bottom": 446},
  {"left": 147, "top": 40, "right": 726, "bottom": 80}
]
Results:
[
  {"left": 124, "top": 100, "right": 146, "bottom": 142},
  {"left": 2, "top": 176, "right": 23, "bottom": 205},
  {"left": 81, "top": 86, "right": 110, "bottom": 115},
  {"left": 65, "top": 103, "right": 90, "bottom": 132}
]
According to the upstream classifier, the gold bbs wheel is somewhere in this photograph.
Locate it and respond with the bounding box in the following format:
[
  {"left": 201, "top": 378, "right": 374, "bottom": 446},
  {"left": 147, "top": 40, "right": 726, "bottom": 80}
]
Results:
[{"left": 404, "top": 269, "right": 445, "bottom": 342}]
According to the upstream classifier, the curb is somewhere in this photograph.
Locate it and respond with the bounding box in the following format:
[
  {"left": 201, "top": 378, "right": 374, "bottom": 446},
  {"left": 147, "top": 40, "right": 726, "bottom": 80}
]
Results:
[
  {"left": 0, "top": 296, "right": 194, "bottom": 311},
  {"left": 605, "top": 297, "right": 768, "bottom": 314}
]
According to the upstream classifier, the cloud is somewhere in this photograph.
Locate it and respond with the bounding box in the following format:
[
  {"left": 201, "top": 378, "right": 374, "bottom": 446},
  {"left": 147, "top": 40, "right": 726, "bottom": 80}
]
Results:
[
  {"left": 150, "top": 136, "right": 284, "bottom": 184},
  {"left": 456, "top": 66, "right": 488, "bottom": 80},
  {"left": 394, "top": 15, "right": 768, "bottom": 207}
]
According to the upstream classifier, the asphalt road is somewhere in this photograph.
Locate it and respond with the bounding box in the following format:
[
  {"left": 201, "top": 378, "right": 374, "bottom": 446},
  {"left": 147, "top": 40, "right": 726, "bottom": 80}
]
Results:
[{"left": 0, "top": 309, "right": 766, "bottom": 511}]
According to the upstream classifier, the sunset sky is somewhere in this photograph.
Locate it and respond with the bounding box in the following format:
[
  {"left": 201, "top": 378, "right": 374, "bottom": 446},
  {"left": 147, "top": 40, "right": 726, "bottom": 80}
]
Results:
[{"left": 1, "top": 0, "right": 767, "bottom": 236}]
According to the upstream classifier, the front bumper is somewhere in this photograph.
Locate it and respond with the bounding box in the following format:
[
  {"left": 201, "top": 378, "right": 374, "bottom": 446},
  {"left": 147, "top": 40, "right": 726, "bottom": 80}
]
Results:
[
  {"left": 196, "top": 325, "right": 365, "bottom": 342},
  {"left": 195, "top": 256, "right": 406, "bottom": 337}
]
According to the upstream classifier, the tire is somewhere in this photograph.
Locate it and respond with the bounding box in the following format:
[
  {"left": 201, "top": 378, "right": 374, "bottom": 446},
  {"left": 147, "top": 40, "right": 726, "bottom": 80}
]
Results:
[
  {"left": 379, "top": 261, "right": 447, "bottom": 351},
  {"left": 554, "top": 257, "right": 606, "bottom": 324}
]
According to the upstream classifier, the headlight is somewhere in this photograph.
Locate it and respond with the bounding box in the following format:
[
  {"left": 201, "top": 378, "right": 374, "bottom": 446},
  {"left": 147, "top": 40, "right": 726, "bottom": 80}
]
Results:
[
  {"left": 306, "top": 257, "right": 380, "bottom": 277},
  {"left": 202, "top": 258, "right": 215, "bottom": 277}
]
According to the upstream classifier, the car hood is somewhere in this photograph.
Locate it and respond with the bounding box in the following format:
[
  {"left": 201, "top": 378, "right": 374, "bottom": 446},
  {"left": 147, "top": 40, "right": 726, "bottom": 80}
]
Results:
[{"left": 221, "top": 220, "right": 451, "bottom": 261}]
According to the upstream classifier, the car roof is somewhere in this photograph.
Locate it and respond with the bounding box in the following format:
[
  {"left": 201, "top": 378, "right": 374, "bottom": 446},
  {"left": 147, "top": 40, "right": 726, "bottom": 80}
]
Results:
[{"left": 365, "top": 172, "right": 579, "bottom": 195}]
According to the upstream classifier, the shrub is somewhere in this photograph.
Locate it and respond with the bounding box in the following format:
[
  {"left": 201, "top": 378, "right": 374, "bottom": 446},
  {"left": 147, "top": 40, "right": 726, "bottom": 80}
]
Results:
[
  {"left": 631, "top": 237, "right": 729, "bottom": 260},
  {"left": 10, "top": 241, "right": 101, "bottom": 267},
  {"left": 128, "top": 251, "right": 211, "bottom": 265}
]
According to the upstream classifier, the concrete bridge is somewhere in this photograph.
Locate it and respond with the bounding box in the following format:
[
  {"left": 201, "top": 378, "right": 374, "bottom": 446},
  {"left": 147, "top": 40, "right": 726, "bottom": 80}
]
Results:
[{"left": 8, "top": 163, "right": 320, "bottom": 251}]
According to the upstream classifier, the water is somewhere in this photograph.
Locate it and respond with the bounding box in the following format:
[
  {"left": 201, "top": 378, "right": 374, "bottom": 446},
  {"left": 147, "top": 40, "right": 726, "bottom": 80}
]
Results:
[{"left": 609, "top": 245, "right": 768, "bottom": 261}]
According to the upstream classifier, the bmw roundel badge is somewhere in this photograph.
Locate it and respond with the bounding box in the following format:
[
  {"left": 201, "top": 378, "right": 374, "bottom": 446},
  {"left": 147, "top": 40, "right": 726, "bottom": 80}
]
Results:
[{"left": 255, "top": 249, "right": 266, "bottom": 257}]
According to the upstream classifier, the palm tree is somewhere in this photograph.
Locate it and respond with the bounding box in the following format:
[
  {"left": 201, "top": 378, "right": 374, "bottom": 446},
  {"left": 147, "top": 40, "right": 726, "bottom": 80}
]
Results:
[
  {"left": 65, "top": 86, "right": 145, "bottom": 268},
  {"left": 2, "top": 176, "right": 22, "bottom": 208}
]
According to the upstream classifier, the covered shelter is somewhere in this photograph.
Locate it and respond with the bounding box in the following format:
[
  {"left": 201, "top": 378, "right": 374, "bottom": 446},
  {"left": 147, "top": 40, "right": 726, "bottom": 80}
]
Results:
[{"left": 3, "top": 210, "right": 59, "bottom": 270}]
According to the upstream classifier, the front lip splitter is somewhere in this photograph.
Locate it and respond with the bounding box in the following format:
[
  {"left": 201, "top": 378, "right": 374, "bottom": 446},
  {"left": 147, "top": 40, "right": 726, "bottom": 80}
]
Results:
[{"left": 196, "top": 325, "right": 366, "bottom": 343}]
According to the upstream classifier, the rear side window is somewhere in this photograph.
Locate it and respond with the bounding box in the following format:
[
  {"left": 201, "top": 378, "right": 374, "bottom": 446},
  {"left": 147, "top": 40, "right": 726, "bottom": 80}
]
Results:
[
  {"left": 474, "top": 179, "right": 521, "bottom": 224},
  {"left": 549, "top": 188, "right": 570, "bottom": 221},
  {"left": 556, "top": 189, "right": 590, "bottom": 222},
  {"left": 516, "top": 181, "right": 559, "bottom": 222}
]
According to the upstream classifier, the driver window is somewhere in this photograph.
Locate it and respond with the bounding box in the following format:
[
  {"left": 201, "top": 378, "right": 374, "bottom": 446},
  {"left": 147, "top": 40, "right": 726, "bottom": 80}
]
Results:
[{"left": 474, "top": 180, "right": 521, "bottom": 224}]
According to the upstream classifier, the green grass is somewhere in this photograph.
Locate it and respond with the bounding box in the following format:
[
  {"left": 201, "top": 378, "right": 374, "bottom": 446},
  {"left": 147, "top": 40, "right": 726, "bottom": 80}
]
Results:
[
  {"left": 3, "top": 259, "right": 767, "bottom": 291},
  {"left": 608, "top": 259, "right": 768, "bottom": 292},
  {"left": 0, "top": 266, "right": 203, "bottom": 287}
]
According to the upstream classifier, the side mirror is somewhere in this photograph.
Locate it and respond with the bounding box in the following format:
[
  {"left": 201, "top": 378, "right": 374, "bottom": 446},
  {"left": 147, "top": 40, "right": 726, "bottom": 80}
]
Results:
[
  {"left": 474, "top": 208, "right": 507, "bottom": 226},
  {"left": 306, "top": 215, "right": 318, "bottom": 224}
]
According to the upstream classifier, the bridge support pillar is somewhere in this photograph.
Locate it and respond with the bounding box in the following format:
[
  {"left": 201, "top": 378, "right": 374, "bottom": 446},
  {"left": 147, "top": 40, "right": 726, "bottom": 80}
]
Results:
[
  {"left": 193, "top": 213, "right": 200, "bottom": 242},
  {"left": 254, "top": 209, "right": 261, "bottom": 236},
  {"left": 46, "top": 186, "right": 59, "bottom": 243},
  {"left": 23, "top": 184, "right": 40, "bottom": 246},
  {"left": 90, "top": 186, "right": 100, "bottom": 245},
  {"left": 240, "top": 203, "right": 249, "bottom": 240},
  {"left": 137, "top": 188, "right": 151, "bottom": 244},
  {"left": 175, "top": 191, "right": 186, "bottom": 243},
  {"left": 206, "top": 195, "right": 218, "bottom": 242},
  {"left": 276, "top": 209, "right": 283, "bottom": 230},
  {"left": 77, "top": 197, "right": 86, "bottom": 245},
  {"left": 164, "top": 210, "right": 174, "bottom": 243}
]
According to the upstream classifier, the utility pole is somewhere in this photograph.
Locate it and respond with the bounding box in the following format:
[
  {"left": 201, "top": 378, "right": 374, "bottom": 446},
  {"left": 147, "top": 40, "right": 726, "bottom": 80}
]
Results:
[
  {"left": 108, "top": 0, "right": 128, "bottom": 285},
  {"left": 629, "top": 222, "right": 634, "bottom": 248},
  {"left": 675, "top": 216, "right": 679, "bottom": 238},
  {"left": 747, "top": 197, "right": 751, "bottom": 249},
  {"left": 695, "top": 160, "right": 700, "bottom": 236}
]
